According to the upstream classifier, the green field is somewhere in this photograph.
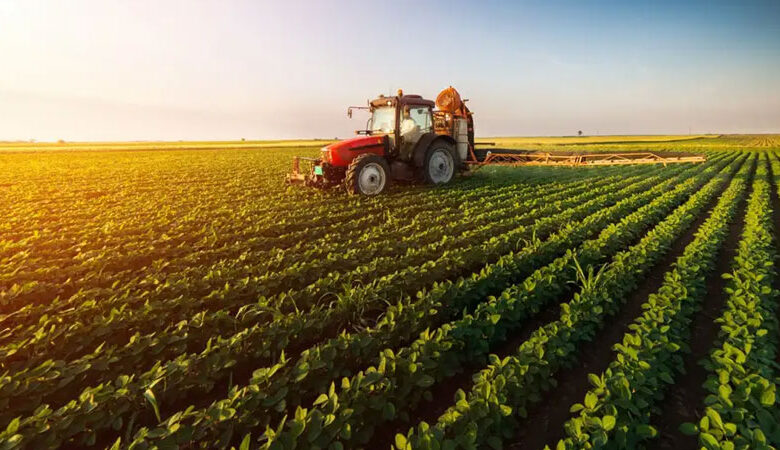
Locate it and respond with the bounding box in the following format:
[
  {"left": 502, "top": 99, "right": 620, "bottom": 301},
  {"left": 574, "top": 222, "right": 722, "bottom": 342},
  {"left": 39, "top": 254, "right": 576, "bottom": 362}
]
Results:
[{"left": 2, "top": 135, "right": 780, "bottom": 449}]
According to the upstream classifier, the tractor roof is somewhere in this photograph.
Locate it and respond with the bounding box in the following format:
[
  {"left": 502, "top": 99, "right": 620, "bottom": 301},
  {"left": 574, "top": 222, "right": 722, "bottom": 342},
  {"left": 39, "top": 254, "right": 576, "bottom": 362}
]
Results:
[{"left": 369, "top": 94, "right": 435, "bottom": 108}]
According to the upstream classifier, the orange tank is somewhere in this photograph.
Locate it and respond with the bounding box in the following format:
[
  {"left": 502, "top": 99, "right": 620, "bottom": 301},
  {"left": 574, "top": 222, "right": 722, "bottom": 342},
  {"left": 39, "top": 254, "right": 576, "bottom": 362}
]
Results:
[{"left": 436, "top": 86, "right": 464, "bottom": 115}]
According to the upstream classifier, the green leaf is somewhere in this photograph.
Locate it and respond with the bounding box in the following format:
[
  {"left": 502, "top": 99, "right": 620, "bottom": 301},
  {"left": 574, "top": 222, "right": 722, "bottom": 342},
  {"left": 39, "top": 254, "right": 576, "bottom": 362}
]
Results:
[
  {"left": 239, "top": 433, "right": 251, "bottom": 450},
  {"left": 395, "top": 433, "right": 409, "bottom": 450},
  {"left": 602, "top": 415, "right": 616, "bottom": 431},
  {"left": 313, "top": 394, "right": 329, "bottom": 406},
  {"left": 584, "top": 392, "right": 598, "bottom": 409},
  {"left": 499, "top": 404, "right": 512, "bottom": 416},
  {"left": 288, "top": 420, "right": 305, "bottom": 439},
  {"left": 706, "top": 408, "right": 724, "bottom": 430},
  {"left": 340, "top": 423, "right": 351, "bottom": 440},
  {"left": 3, "top": 435, "right": 22, "bottom": 447},
  {"left": 760, "top": 389, "right": 775, "bottom": 406},
  {"left": 635, "top": 424, "right": 657, "bottom": 438},
  {"left": 295, "top": 406, "right": 307, "bottom": 423},
  {"left": 383, "top": 402, "right": 396, "bottom": 420},
  {"left": 700, "top": 432, "right": 719, "bottom": 450},
  {"left": 5, "top": 417, "right": 20, "bottom": 435},
  {"left": 307, "top": 417, "right": 322, "bottom": 443},
  {"left": 144, "top": 388, "right": 162, "bottom": 422},
  {"left": 679, "top": 422, "right": 698, "bottom": 436},
  {"left": 718, "top": 385, "right": 731, "bottom": 401},
  {"left": 416, "top": 375, "right": 435, "bottom": 388}
]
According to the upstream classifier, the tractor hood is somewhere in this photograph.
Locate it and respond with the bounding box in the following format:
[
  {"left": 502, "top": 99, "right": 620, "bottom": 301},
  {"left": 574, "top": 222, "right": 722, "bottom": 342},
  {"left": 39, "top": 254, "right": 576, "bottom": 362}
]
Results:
[
  {"left": 322, "top": 135, "right": 386, "bottom": 167},
  {"left": 325, "top": 135, "right": 384, "bottom": 152}
]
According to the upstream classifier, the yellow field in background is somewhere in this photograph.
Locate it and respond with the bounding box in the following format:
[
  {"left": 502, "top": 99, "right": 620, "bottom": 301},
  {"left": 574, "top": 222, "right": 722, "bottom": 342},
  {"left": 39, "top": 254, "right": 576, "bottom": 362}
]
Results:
[
  {"left": 0, "top": 139, "right": 336, "bottom": 152},
  {"left": 5, "top": 134, "right": 780, "bottom": 153}
]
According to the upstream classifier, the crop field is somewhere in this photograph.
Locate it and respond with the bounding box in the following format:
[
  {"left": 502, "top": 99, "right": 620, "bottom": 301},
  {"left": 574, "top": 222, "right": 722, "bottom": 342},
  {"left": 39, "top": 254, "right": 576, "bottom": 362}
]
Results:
[{"left": 2, "top": 134, "right": 780, "bottom": 450}]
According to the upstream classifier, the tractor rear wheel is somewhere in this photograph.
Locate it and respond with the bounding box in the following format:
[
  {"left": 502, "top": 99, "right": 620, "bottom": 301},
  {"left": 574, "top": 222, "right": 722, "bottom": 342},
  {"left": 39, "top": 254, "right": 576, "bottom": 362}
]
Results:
[
  {"left": 423, "top": 143, "right": 458, "bottom": 185},
  {"left": 345, "top": 154, "right": 390, "bottom": 195}
]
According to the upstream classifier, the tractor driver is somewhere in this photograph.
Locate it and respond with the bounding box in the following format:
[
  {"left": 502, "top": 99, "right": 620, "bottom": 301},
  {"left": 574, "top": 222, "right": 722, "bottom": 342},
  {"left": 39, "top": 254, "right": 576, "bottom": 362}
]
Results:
[{"left": 400, "top": 106, "right": 421, "bottom": 159}]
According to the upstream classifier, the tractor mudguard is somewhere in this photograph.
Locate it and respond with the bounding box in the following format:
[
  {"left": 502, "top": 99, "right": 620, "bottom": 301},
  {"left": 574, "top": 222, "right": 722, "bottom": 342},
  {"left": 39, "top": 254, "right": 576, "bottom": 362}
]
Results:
[{"left": 412, "top": 133, "right": 457, "bottom": 168}]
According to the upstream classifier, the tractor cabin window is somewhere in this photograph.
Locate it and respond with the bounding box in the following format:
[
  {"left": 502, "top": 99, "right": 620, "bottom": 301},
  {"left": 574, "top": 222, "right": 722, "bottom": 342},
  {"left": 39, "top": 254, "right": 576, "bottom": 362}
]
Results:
[
  {"left": 408, "top": 107, "right": 432, "bottom": 133},
  {"left": 370, "top": 106, "right": 396, "bottom": 134}
]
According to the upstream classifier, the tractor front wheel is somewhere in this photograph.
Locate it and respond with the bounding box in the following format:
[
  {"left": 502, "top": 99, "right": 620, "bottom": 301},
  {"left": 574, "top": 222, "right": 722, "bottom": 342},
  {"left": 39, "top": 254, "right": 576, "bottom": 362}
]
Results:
[{"left": 345, "top": 154, "right": 390, "bottom": 195}]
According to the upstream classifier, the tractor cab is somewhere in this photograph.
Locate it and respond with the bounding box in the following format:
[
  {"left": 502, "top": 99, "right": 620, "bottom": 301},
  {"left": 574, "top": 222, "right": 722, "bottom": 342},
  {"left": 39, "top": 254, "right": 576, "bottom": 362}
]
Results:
[
  {"left": 288, "top": 87, "right": 474, "bottom": 195},
  {"left": 351, "top": 93, "right": 435, "bottom": 162}
]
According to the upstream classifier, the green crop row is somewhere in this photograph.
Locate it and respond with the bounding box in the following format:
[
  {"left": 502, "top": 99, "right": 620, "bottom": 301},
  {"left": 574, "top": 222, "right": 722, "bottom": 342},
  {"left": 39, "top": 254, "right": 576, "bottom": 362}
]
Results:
[
  {"left": 2, "top": 160, "right": 630, "bottom": 307},
  {"left": 0, "top": 167, "right": 662, "bottom": 428},
  {"left": 0, "top": 165, "right": 679, "bottom": 447},
  {"left": 2, "top": 168, "right": 633, "bottom": 372},
  {"left": 391, "top": 156, "right": 745, "bottom": 450},
  {"left": 3, "top": 143, "right": 767, "bottom": 450},
  {"left": 4, "top": 161, "right": 609, "bottom": 338},
  {"left": 239, "top": 153, "right": 736, "bottom": 450},
  {"left": 1, "top": 164, "right": 614, "bottom": 337},
  {"left": 682, "top": 153, "right": 780, "bottom": 449},
  {"left": 554, "top": 153, "right": 752, "bottom": 449},
  {"left": 121, "top": 156, "right": 734, "bottom": 448}
]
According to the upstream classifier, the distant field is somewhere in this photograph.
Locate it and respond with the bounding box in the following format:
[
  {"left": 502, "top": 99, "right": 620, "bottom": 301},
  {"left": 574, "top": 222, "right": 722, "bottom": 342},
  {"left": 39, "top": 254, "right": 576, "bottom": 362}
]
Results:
[
  {"left": 3, "top": 134, "right": 765, "bottom": 154},
  {"left": 2, "top": 134, "right": 780, "bottom": 449},
  {"left": 6, "top": 134, "right": 780, "bottom": 153},
  {"left": 0, "top": 139, "right": 335, "bottom": 152}
]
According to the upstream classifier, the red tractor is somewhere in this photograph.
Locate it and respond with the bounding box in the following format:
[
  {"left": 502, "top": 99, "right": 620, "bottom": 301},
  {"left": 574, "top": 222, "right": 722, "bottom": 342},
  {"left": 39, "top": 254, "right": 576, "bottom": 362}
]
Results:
[
  {"left": 287, "top": 86, "right": 707, "bottom": 195},
  {"left": 287, "top": 87, "right": 474, "bottom": 195}
]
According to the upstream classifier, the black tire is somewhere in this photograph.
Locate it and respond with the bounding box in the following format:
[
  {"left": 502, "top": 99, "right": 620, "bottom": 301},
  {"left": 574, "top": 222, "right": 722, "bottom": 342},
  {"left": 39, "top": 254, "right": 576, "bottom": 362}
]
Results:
[
  {"left": 422, "top": 143, "right": 459, "bottom": 185},
  {"left": 345, "top": 154, "right": 391, "bottom": 195}
]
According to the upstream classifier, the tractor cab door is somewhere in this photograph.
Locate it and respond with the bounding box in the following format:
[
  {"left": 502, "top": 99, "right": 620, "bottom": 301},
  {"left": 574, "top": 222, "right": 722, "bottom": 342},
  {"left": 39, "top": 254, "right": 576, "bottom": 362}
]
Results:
[{"left": 399, "top": 105, "right": 433, "bottom": 161}]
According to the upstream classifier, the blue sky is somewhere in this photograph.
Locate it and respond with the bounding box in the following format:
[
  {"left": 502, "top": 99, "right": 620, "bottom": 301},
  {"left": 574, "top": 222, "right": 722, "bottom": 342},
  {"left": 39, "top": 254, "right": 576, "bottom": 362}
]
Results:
[{"left": 0, "top": 0, "right": 778, "bottom": 140}]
